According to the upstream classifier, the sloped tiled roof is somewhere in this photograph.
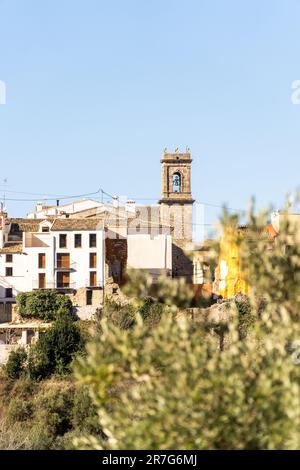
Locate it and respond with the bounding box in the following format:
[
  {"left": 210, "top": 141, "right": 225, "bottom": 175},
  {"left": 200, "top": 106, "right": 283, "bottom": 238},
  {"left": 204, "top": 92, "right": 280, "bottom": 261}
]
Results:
[
  {"left": 0, "top": 241, "right": 23, "bottom": 254},
  {"left": 105, "top": 205, "right": 173, "bottom": 230},
  {"left": 51, "top": 218, "right": 105, "bottom": 231},
  {"left": 238, "top": 224, "right": 277, "bottom": 240},
  {"left": 9, "top": 218, "right": 54, "bottom": 233}
]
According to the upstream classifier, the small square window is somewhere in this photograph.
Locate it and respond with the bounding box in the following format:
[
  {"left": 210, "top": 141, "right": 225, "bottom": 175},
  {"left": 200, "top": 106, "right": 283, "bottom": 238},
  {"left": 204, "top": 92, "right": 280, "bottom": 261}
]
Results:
[
  {"left": 42, "top": 226, "right": 50, "bottom": 233},
  {"left": 6, "top": 254, "right": 13, "bottom": 263},
  {"left": 6, "top": 267, "right": 13, "bottom": 277}
]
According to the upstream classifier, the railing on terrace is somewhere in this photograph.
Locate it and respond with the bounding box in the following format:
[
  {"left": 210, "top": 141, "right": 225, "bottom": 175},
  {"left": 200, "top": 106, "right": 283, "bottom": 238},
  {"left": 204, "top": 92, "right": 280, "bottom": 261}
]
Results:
[
  {"left": 55, "top": 261, "right": 77, "bottom": 270},
  {"left": 84, "top": 280, "right": 103, "bottom": 288},
  {"left": 32, "top": 281, "right": 76, "bottom": 290}
]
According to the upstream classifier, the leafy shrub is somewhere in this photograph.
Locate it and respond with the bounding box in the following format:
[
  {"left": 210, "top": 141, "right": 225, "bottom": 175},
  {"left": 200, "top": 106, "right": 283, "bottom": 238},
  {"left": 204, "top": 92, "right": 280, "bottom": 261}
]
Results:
[
  {"left": 139, "top": 297, "right": 164, "bottom": 328},
  {"left": 28, "top": 316, "right": 84, "bottom": 380},
  {"left": 4, "top": 348, "right": 27, "bottom": 380},
  {"left": 234, "top": 294, "right": 255, "bottom": 340},
  {"left": 0, "top": 375, "right": 103, "bottom": 450},
  {"left": 17, "top": 290, "right": 73, "bottom": 321},
  {"left": 0, "top": 417, "right": 40, "bottom": 450},
  {"left": 35, "top": 385, "right": 74, "bottom": 437},
  {"left": 102, "top": 298, "right": 165, "bottom": 331},
  {"left": 103, "top": 299, "right": 137, "bottom": 330},
  {"left": 8, "top": 398, "right": 33, "bottom": 422},
  {"left": 72, "top": 386, "right": 104, "bottom": 436}
]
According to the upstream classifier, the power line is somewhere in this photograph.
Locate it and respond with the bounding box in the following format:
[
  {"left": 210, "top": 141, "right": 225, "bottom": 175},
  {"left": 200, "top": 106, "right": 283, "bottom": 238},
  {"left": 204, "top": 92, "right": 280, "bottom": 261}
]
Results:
[
  {"left": 0, "top": 183, "right": 245, "bottom": 214},
  {"left": 0, "top": 189, "right": 104, "bottom": 202},
  {"left": 117, "top": 196, "right": 244, "bottom": 213}
]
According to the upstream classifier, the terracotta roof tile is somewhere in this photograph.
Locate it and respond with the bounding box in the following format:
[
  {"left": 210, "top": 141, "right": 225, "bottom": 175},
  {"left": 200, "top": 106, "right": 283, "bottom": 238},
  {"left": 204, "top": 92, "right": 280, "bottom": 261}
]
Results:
[
  {"left": 238, "top": 225, "right": 276, "bottom": 240},
  {"left": 0, "top": 242, "right": 23, "bottom": 254},
  {"left": 9, "top": 218, "right": 54, "bottom": 233},
  {"left": 51, "top": 218, "right": 105, "bottom": 231}
]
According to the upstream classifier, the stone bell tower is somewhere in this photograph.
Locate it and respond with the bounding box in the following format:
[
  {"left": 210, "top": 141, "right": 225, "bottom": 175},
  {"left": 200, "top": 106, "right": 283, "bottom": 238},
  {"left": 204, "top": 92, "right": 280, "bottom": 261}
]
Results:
[
  {"left": 159, "top": 148, "right": 194, "bottom": 206},
  {"left": 159, "top": 148, "right": 194, "bottom": 243}
]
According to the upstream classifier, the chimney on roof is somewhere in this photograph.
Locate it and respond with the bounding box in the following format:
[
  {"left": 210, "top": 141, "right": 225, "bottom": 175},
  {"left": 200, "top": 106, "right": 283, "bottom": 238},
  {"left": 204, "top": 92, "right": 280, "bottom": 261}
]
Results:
[
  {"left": 36, "top": 202, "right": 43, "bottom": 213},
  {"left": 112, "top": 196, "right": 119, "bottom": 208},
  {"left": 125, "top": 200, "right": 136, "bottom": 214}
]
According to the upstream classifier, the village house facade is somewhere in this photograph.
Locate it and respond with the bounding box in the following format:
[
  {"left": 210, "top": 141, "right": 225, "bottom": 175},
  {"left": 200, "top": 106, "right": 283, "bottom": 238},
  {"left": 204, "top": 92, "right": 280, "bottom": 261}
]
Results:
[
  {"left": 0, "top": 150, "right": 196, "bottom": 328},
  {"left": 0, "top": 215, "right": 106, "bottom": 320}
]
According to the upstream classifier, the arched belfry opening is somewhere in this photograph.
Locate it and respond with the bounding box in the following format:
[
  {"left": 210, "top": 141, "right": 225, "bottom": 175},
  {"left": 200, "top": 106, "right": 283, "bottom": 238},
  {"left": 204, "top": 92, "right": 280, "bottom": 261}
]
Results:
[{"left": 172, "top": 172, "right": 181, "bottom": 193}]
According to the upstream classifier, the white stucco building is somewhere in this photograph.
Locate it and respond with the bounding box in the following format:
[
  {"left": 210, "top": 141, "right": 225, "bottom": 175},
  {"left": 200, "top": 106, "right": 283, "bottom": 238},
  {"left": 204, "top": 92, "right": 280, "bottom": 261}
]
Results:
[
  {"left": 0, "top": 207, "right": 173, "bottom": 322},
  {"left": 0, "top": 212, "right": 106, "bottom": 317}
]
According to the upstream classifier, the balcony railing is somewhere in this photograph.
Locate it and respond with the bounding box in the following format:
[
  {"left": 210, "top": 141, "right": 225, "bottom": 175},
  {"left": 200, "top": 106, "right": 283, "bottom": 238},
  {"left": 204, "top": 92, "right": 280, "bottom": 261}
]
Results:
[
  {"left": 56, "top": 282, "right": 76, "bottom": 290},
  {"left": 85, "top": 280, "right": 103, "bottom": 288},
  {"left": 32, "top": 281, "right": 76, "bottom": 290},
  {"left": 55, "top": 261, "right": 77, "bottom": 271}
]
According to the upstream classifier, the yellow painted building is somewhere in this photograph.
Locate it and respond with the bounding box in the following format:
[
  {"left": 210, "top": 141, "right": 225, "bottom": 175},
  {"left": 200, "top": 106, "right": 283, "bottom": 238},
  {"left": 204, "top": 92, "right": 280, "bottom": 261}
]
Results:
[
  {"left": 215, "top": 224, "right": 276, "bottom": 299},
  {"left": 215, "top": 226, "right": 249, "bottom": 299}
]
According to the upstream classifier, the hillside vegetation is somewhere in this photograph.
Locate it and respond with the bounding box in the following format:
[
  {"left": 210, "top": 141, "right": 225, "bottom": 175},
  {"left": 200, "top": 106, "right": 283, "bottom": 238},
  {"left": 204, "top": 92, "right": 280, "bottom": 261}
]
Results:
[{"left": 2, "top": 206, "right": 300, "bottom": 449}]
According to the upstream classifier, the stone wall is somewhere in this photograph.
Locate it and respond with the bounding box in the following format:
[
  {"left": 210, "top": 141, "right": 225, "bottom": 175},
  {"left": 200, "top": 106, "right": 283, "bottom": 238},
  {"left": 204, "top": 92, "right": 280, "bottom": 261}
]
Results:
[
  {"left": 0, "top": 304, "right": 12, "bottom": 323},
  {"left": 105, "top": 236, "right": 128, "bottom": 285},
  {"left": 172, "top": 240, "right": 193, "bottom": 282},
  {"left": 186, "top": 303, "right": 233, "bottom": 351},
  {"left": 68, "top": 287, "right": 104, "bottom": 320}
]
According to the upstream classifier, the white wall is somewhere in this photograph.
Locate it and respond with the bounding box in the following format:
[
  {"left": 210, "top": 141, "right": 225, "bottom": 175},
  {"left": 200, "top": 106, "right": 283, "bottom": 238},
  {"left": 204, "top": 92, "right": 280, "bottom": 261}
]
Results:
[
  {"left": 54, "top": 231, "right": 105, "bottom": 288},
  {"left": 27, "top": 199, "right": 104, "bottom": 219},
  {"left": 127, "top": 234, "right": 172, "bottom": 271},
  {"left": 0, "top": 252, "right": 28, "bottom": 298},
  {"left": 25, "top": 233, "right": 55, "bottom": 290},
  {"left": 0, "top": 228, "right": 105, "bottom": 301}
]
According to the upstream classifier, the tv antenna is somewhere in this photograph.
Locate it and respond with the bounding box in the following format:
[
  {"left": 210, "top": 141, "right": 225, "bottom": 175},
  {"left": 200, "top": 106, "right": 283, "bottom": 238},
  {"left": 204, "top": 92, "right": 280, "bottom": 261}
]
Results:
[{"left": 1, "top": 178, "right": 8, "bottom": 211}]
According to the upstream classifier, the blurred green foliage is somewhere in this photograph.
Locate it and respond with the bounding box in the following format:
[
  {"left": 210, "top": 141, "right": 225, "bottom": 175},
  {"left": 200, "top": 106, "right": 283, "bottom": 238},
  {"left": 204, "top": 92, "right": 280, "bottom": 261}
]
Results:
[{"left": 73, "top": 204, "right": 300, "bottom": 450}]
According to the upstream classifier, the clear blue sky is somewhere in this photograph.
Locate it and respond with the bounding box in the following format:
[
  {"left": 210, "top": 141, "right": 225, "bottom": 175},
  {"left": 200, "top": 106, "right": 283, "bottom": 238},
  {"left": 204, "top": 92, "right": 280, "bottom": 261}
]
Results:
[{"left": 1, "top": 0, "right": 300, "bottom": 228}]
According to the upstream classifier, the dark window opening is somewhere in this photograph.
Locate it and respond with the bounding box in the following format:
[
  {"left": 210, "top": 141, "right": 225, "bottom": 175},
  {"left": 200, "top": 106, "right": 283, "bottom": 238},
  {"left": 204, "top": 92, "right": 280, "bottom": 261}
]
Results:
[
  {"left": 5, "top": 288, "right": 13, "bottom": 298},
  {"left": 6, "top": 267, "right": 13, "bottom": 277},
  {"left": 38, "top": 273, "right": 46, "bottom": 289},
  {"left": 86, "top": 290, "right": 93, "bottom": 306},
  {"left": 89, "top": 271, "right": 97, "bottom": 287},
  {"left": 57, "top": 271, "right": 70, "bottom": 288},
  {"left": 75, "top": 234, "right": 82, "bottom": 248},
  {"left": 90, "top": 252, "right": 97, "bottom": 268},
  {"left": 6, "top": 254, "right": 13, "bottom": 263},
  {"left": 89, "top": 234, "right": 97, "bottom": 248},
  {"left": 57, "top": 253, "right": 70, "bottom": 269},
  {"left": 38, "top": 253, "right": 46, "bottom": 269},
  {"left": 42, "top": 226, "right": 50, "bottom": 233},
  {"left": 59, "top": 234, "right": 67, "bottom": 248}
]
